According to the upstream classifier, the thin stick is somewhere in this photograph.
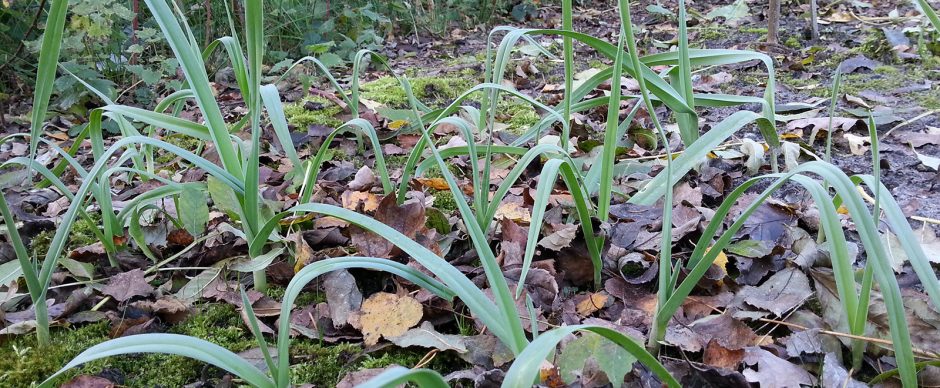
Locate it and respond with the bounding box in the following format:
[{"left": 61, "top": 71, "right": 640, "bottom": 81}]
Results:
[
  {"left": 685, "top": 297, "right": 940, "bottom": 359},
  {"left": 884, "top": 109, "right": 940, "bottom": 138},
  {"left": 758, "top": 318, "right": 940, "bottom": 359}
]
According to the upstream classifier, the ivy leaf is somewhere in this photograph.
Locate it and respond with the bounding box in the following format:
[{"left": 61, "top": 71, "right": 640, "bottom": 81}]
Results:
[
  {"left": 557, "top": 332, "right": 635, "bottom": 386},
  {"left": 179, "top": 187, "right": 209, "bottom": 237}
]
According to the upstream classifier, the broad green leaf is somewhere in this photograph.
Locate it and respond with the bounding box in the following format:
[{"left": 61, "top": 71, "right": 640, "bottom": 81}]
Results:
[
  {"left": 208, "top": 175, "right": 241, "bottom": 219},
  {"left": 557, "top": 332, "right": 636, "bottom": 385},
  {"left": 705, "top": 0, "right": 749, "bottom": 21},
  {"left": 179, "top": 187, "right": 209, "bottom": 236}
]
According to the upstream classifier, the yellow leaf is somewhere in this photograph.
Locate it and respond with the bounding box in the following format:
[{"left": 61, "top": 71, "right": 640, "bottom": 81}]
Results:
[
  {"left": 388, "top": 119, "right": 410, "bottom": 130},
  {"left": 837, "top": 205, "right": 849, "bottom": 215},
  {"left": 292, "top": 233, "right": 315, "bottom": 273},
  {"left": 576, "top": 292, "right": 609, "bottom": 316},
  {"left": 706, "top": 246, "right": 729, "bottom": 284},
  {"left": 415, "top": 177, "right": 450, "bottom": 190},
  {"left": 494, "top": 202, "right": 531, "bottom": 223},
  {"left": 353, "top": 292, "right": 423, "bottom": 346},
  {"left": 341, "top": 191, "right": 380, "bottom": 212}
]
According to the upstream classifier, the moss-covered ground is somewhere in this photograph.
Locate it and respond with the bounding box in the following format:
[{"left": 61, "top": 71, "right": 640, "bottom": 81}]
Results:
[{"left": 1, "top": 302, "right": 467, "bottom": 387}]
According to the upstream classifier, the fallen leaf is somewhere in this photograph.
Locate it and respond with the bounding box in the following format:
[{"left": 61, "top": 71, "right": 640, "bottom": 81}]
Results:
[
  {"left": 912, "top": 144, "right": 940, "bottom": 170},
  {"left": 292, "top": 232, "right": 316, "bottom": 273},
  {"left": 575, "top": 292, "right": 610, "bottom": 317},
  {"left": 665, "top": 313, "right": 759, "bottom": 352},
  {"left": 743, "top": 347, "right": 817, "bottom": 387},
  {"left": 494, "top": 202, "right": 531, "bottom": 223},
  {"left": 101, "top": 269, "right": 154, "bottom": 302},
  {"left": 324, "top": 269, "right": 363, "bottom": 328},
  {"left": 415, "top": 177, "right": 450, "bottom": 190},
  {"left": 782, "top": 329, "right": 825, "bottom": 357},
  {"left": 885, "top": 227, "right": 940, "bottom": 273},
  {"left": 843, "top": 133, "right": 870, "bottom": 155},
  {"left": 703, "top": 339, "right": 745, "bottom": 369},
  {"left": 725, "top": 240, "right": 775, "bottom": 258},
  {"left": 388, "top": 321, "right": 468, "bottom": 352},
  {"left": 740, "top": 267, "right": 812, "bottom": 316},
  {"left": 786, "top": 117, "right": 860, "bottom": 133},
  {"left": 354, "top": 292, "right": 423, "bottom": 346},
  {"left": 537, "top": 223, "right": 578, "bottom": 251},
  {"left": 61, "top": 375, "right": 115, "bottom": 388},
  {"left": 740, "top": 138, "right": 765, "bottom": 174},
  {"left": 821, "top": 352, "right": 866, "bottom": 388},
  {"left": 350, "top": 195, "right": 426, "bottom": 258},
  {"left": 557, "top": 331, "right": 636, "bottom": 386},
  {"left": 705, "top": 0, "right": 749, "bottom": 23},
  {"left": 341, "top": 191, "right": 380, "bottom": 212},
  {"left": 348, "top": 165, "right": 376, "bottom": 191},
  {"left": 337, "top": 366, "right": 397, "bottom": 388}
]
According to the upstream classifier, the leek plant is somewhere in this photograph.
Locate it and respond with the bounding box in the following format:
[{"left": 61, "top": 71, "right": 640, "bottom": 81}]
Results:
[
  {"left": 16, "top": 0, "right": 939, "bottom": 386},
  {"left": 37, "top": 0, "right": 678, "bottom": 386}
]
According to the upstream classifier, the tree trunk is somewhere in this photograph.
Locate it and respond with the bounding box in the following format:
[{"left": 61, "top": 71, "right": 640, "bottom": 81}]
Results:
[{"left": 768, "top": 0, "right": 781, "bottom": 44}]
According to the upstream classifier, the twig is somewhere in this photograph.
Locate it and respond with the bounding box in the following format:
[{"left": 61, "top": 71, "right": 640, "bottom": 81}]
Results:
[
  {"left": 413, "top": 349, "right": 439, "bottom": 368},
  {"left": 684, "top": 297, "right": 940, "bottom": 359},
  {"left": 758, "top": 318, "right": 940, "bottom": 359},
  {"left": 912, "top": 215, "right": 940, "bottom": 225},
  {"left": 884, "top": 109, "right": 940, "bottom": 138}
]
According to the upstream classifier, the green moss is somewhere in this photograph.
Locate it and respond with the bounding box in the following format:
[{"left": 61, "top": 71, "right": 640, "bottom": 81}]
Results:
[
  {"left": 0, "top": 322, "right": 110, "bottom": 386},
  {"left": 587, "top": 59, "right": 608, "bottom": 70},
  {"left": 498, "top": 100, "right": 541, "bottom": 134},
  {"left": 432, "top": 189, "right": 459, "bottom": 213},
  {"left": 0, "top": 304, "right": 258, "bottom": 387},
  {"left": 265, "top": 285, "right": 326, "bottom": 306},
  {"left": 361, "top": 76, "right": 475, "bottom": 109},
  {"left": 694, "top": 25, "right": 727, "bottom": 42},
  {"left": 155, "top": 134, "right": 203, "bottom": 165},
  {"left": 740, "top": 26, "right": 768, "bottom": 35},
  {"left": 358, "top": 348, "right": 469, "bottom": 376},
  {"left": 0, "top": 301, "right": 471, "bottom": 387},
  {"left": 422, "top": 161, "right": 462, "bottom": 180},
  {"left": 70, "top": 212, "right": 103, "bottom": 249},
  {"left": 384, "top": 154, "right": 409, "bottom": 172},
  {"left": 284, "top": 96, "right": 344, "bottom": 129},
  {"left": 30, "top": 229, "right": 52, "bottom": 257},
  {"left": 289, "top": 342, "right": 362, "bottom": 385},
  {"left": 856, "top": 29, "right": 892, "bottom": 61},
  {"left": 874, "top": 65, "right": 899, "bottom": 75},
  {"left": 107, "top": 304, "right": 255, "bottom": 387},
  {"left": 290, "top": 344, "right": 469, "bottom": 386},
  {"left": 784, "top": 36, "right": 801, "bottom": 50},
  {"left": 34, "top": 212, "right": 106, "bottom": 256}
]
